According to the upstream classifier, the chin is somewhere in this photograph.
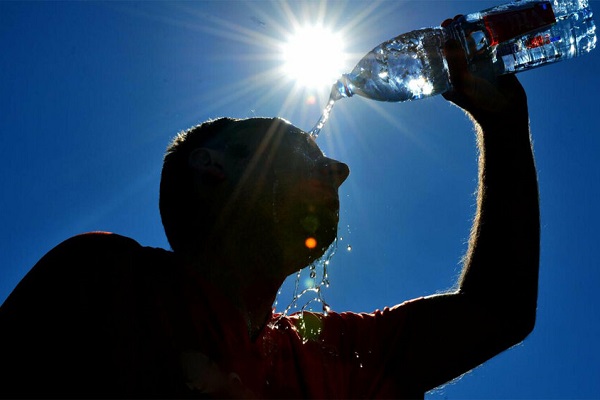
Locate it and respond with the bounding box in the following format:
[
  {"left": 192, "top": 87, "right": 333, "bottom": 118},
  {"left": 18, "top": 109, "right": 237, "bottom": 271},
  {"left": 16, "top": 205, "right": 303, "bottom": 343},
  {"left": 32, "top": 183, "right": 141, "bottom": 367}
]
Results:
[
  {"left": 279, "top": 228, "right": 336, "bottom": 273},
  {"left": 303, "top": 226, "right": 338, "bottom": 260},
  {"left": 277, "top": 206, "right": 339, "bottom": 267}
]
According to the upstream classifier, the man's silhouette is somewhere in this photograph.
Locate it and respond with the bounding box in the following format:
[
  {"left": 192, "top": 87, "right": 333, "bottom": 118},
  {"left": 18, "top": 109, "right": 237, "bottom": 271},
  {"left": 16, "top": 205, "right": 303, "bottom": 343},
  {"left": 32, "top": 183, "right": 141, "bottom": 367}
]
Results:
[{"left": 0, "top": 40, "right": 539, "bottom": 398}]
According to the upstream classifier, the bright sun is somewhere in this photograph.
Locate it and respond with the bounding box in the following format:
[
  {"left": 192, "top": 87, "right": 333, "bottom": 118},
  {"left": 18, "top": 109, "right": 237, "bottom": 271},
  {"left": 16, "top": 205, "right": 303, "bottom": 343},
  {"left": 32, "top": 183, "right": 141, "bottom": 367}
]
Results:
[{"left": 282, "top": 25, "right": 346, "bottom": 89}]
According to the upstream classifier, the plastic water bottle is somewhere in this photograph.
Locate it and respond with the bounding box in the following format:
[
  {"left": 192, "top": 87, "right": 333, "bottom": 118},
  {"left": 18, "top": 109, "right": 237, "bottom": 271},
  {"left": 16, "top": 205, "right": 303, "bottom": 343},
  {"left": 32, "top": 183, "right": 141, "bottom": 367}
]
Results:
[{"left": 333, "top": 0, "right": 596, "bottom": 103}]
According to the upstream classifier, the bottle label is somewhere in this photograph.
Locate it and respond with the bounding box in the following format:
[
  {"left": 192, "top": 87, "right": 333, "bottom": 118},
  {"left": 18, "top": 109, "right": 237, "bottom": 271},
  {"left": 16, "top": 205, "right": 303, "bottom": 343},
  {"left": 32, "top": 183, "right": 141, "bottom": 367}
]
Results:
[
  {"left": 496, "top": 33, "right": 561, "bottom": 56},
  {"left": 483, "top": 1, "right": 557, "bottom": 46}
]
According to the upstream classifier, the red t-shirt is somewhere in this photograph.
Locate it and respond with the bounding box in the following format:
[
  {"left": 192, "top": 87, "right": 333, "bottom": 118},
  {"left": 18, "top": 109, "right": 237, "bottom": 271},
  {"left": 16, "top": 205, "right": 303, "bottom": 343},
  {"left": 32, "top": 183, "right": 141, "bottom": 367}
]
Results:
[{"left": 0, "top": 232, "right": 422, "bottom": 398}]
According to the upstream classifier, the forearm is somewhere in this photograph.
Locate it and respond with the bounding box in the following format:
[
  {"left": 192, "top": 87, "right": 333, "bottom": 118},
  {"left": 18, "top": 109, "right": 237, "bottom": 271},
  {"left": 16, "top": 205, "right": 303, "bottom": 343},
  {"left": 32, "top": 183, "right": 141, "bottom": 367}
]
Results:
[
  {"left": 400, "top": 40, "right": 542, "bottom": 391},
  {"left": 459, "top": 107, "right": 540, "bottom": 329}
]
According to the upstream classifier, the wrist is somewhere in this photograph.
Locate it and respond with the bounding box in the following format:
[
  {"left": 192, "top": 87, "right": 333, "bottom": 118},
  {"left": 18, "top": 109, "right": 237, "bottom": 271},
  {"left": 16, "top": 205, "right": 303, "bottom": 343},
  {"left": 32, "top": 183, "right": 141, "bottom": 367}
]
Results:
[{"left": 472, "top": 103, "right": 529, "bottom": 138}]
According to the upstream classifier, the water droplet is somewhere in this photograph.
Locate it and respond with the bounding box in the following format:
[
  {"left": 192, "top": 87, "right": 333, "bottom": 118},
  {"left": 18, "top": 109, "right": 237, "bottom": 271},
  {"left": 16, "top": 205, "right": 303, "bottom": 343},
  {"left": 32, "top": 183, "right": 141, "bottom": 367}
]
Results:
[{"left": 278, "top": 241, "right": 338, "bottom": 319}]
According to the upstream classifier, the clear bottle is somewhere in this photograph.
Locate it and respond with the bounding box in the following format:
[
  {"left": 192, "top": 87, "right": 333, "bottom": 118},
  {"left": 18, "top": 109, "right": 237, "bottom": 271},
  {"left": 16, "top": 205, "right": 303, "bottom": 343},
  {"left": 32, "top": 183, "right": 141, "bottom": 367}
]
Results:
[{"left": 332, "top": 0, "right": 597, "bottom": 103}]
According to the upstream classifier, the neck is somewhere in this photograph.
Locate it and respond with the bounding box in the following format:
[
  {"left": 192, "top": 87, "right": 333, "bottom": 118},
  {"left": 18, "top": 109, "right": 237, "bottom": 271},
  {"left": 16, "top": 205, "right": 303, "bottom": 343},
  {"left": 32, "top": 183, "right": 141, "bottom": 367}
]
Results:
[
  {"left": 217, "top": 271, "right": 282, "bottom": 339},
  {"left": 187, "top": 248, "right": 287, "bottom": 340}
]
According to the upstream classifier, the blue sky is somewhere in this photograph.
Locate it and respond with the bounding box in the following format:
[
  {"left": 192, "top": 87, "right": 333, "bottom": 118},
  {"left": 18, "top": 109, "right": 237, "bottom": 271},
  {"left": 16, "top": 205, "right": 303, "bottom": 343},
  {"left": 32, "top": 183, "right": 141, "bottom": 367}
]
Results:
[{"left": 1, "top": 1, "right": 599, "bottom": 398}]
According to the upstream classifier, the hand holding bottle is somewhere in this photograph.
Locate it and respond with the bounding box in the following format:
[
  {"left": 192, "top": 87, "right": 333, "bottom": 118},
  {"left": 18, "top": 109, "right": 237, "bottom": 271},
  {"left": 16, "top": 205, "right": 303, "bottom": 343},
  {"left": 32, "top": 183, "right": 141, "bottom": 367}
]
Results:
[
  {"left": 311, "top": 0, "right": 594, "bottom": 137},
  {"left": 330, "top": 0, "right": 595, "bottom": 105},
  {"left": 442, "top": 17, "right": 528, "bottom": 126}
]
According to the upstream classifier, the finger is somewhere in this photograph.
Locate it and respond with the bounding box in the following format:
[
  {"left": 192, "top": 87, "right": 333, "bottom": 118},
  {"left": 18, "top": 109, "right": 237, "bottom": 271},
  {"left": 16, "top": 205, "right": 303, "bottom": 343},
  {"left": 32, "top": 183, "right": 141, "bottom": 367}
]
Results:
[
  {"left": 443, "top": 39, "right": 469, "bottom": 89},
  {"left": 441, "top": 15, "right": 463, "bottom": 28},
  {"left": 441, "top": 18, "right": 453, "bottom": 28}
]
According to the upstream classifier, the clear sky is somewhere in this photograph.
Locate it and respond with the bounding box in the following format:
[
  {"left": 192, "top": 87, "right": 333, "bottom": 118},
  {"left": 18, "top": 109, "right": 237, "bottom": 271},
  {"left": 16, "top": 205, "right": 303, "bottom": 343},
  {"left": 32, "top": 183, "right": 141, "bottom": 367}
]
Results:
[{"left": 1, "top": 1, "right": 599, "bottom": 398}]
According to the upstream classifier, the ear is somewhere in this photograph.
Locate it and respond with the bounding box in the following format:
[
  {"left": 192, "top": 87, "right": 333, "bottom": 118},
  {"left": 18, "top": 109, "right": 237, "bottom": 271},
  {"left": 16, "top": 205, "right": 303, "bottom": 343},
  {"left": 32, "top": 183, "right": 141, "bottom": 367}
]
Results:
[{"left": 189, "top": 148, "right": 226, "bottom": 183}]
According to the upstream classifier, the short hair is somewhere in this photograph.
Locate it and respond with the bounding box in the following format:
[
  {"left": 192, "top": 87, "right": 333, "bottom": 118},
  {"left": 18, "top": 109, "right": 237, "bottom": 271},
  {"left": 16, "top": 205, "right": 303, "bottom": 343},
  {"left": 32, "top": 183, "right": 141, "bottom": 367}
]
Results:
[{"left": 159, "top": 117, "right": 238, "bottom": 254}]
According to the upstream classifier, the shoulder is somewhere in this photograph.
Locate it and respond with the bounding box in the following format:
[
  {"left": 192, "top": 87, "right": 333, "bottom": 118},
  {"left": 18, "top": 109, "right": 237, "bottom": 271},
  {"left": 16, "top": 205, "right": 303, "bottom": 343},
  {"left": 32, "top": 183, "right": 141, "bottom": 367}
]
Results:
[
  {"left": 35, "top": 231, "right": 172, "bottom": 274},
  {"left": 18, "top": 232, "right": 147, "bottom": 285},
  {"left": 50, "top": 231, "right": 144, "bottom": 258},
  {"left": 1, "top": 232, "right": 176, "bottom": 313},
  {"left": 1, "top": 232, "right": 179, "bottom": 345},
  {"left": 0, "top": 233, "right": 180, "bottom": 396}
]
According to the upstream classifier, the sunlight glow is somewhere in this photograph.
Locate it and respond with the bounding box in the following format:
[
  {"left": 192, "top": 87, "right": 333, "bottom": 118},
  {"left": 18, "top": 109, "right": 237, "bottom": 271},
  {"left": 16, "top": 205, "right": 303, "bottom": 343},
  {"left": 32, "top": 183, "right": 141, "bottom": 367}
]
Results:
[
  {"left": 282, "top": 25, "right": 346, "bottom": 88},
  {"left": 154, "top": 0, "right": 404, "bottom": 154}
]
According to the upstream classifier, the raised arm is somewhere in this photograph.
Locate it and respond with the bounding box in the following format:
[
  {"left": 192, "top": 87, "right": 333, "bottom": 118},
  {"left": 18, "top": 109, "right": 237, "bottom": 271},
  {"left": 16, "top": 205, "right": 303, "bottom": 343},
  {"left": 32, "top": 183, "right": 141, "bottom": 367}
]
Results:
[
  {"left": 447, "top": 45, "right": 540, "bottom": 325},
  {"left": 399, "top": 38, "right": 540, "bottom": 392}
]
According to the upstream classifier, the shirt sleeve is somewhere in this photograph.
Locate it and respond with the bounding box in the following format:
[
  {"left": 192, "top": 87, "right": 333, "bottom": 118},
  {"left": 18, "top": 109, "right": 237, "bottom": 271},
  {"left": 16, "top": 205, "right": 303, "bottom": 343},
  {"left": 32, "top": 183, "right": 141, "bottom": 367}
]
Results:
[{"left": 316, "top": 299, "right": 424, "bottom": 398}]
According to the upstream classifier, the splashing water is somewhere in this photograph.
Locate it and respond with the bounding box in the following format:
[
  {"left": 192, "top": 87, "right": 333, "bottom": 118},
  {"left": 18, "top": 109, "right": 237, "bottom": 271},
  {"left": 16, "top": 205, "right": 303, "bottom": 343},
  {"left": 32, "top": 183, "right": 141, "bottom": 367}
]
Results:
[
  {"left": 277, "top": 239, "right": 338, "bottom": 319},
  {"left": 308, "top": 78, "right": 350, "bottom": 138},
  {"left": 309, "top": 97, "right": 336, "bottom": 139}
]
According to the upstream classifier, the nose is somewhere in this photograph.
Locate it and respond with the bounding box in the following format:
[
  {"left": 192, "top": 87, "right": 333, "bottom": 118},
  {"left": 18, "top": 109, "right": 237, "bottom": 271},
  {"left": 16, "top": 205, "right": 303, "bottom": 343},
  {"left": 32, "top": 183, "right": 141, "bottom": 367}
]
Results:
[{"left": 319, "top": 158, "right": 350, "bottom": 187}]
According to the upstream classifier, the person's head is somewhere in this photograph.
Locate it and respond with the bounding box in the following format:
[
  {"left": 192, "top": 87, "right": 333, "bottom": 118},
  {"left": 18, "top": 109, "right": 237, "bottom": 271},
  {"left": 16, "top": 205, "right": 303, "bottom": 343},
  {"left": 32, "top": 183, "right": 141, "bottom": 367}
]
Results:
[{"left": 160, "top": 117, "right": 349, "bottom": 276}]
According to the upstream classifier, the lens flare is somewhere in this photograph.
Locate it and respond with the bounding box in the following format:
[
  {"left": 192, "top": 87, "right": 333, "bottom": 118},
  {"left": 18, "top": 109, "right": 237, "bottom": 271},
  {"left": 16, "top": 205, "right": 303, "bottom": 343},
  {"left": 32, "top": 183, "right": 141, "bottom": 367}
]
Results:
[{"left": 305, "top": 237, "right": 317, "bottom": 249}]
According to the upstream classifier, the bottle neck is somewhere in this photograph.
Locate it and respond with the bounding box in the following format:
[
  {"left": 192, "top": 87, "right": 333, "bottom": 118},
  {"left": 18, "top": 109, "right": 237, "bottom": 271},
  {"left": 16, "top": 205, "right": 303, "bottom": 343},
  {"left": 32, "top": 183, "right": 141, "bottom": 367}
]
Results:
[{"left": 332, "top": 76, "right": 353, "bottom": 100}]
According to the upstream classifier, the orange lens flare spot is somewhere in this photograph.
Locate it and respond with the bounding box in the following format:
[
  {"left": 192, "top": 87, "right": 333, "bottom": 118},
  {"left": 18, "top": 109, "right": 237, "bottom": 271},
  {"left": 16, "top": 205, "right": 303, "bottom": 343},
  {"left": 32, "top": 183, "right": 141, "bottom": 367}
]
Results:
[{"left": 305, "top": 237, "right": 317, "bottom": 249}]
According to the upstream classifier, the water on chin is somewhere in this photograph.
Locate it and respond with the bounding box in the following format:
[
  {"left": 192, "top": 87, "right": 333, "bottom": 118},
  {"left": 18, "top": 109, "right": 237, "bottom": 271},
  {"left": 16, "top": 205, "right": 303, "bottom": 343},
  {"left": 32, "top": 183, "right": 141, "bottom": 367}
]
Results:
[{"left": 275, "top": 238, "right": 338, "bottom": 320}]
